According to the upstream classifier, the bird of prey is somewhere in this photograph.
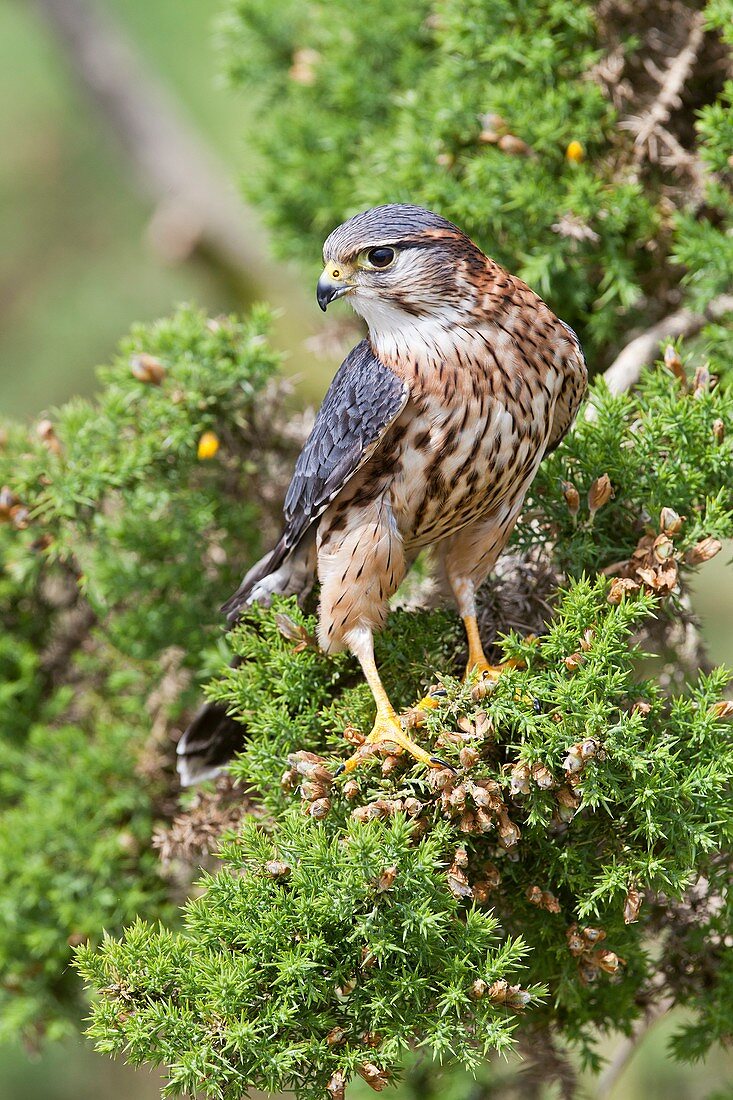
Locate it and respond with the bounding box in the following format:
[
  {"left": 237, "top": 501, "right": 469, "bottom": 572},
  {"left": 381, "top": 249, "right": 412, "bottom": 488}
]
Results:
[{"left": 177, "top": 204, "right": 587, "bottom": 785}]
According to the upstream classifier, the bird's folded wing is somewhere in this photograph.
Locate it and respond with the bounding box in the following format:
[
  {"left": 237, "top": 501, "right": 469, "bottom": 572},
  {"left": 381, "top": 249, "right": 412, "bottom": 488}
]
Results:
[{"left": 281, "top": 339, "right": 409, "bottom": 549}]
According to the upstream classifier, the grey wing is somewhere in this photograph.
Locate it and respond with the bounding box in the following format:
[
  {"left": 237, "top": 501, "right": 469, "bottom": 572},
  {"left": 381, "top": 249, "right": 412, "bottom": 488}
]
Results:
[
  {"left": 546, "top": 322, "right": 588, "bottom": 453},
  {"left": 222, "top": 340, "right": 408, "bottom": 619},
  {"left": 282, "top": 339, "right": 409, "bottom": 547}
]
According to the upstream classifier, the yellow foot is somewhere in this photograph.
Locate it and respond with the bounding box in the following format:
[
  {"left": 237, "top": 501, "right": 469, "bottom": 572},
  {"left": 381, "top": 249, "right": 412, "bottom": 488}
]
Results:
[
  {"left": 466, "top": 657, "right": 523, "bottom": 684},
  {"left": 335, "top": 711, "right": 454, "bottom": 776}
]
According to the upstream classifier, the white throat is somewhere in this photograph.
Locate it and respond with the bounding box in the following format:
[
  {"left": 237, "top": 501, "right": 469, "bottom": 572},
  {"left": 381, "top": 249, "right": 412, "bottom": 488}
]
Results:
[{"left": 352, "top": 295, "right": 470, "bottom": 364}]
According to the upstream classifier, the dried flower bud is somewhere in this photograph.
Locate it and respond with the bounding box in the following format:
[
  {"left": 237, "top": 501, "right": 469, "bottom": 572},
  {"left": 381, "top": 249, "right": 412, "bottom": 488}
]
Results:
[
  {"left": 342, "top": 725, "right": 365, "bottom": 747},
  {"left": 652, "top": 534, "right": 675, "bottom": 563},
  {"left": 566, "top": 140, "right": 584, "bottom": 162},
  {"left": 631, "top": 700, "right": 651, "bottom": 716},
  {"left": 623, "top": 887, "right": 643, "bottom": 924},
  {"left": 130, "top": 353, "right": 166, "bottom": 385},
  {"left": 343, "top": 779, "right": 360, "bottom": 801},
  {"left": 566, "top": 925, "right": 585, "bottom": 956},
  {"left": 471, "top": 880, "right": 494, "bottom": 904},
  {"left": 562, "top": 746, "right": 583, "bottom": 774},
  {"left": 497, "top": 810, "right": 521, "bottom": 847},
  {"left": 488, "top": 979, "right": 508, "bottom": 1002},
  {"left": 564, "top": 652, "right": 584, "bottom": 672},
  {"left": 607, "top": 577, "right": 640, "bottom": 603},
  {"left": 481, "top": 861, "right": 501, "bottom": 887},
  {"left": 280, "top": 769, "right": 296, "bottom": 793},
  {"left": 498, "top": 134, "right": 532, "bottom": 156},
  {"left": 288, "top": 47, "right": 321, "bottom": 85},
  {"left": 561, "top": 480, "right": 580, "bottom": 517},
  {"left": 711, "top": 700, "right": 733, "bottom": 720},
  {"left": 357, "top": 1063, "right": 389, "bottom": 1091},
  {"left": 509, "top": 761, "right": 531, "bottom": 795},
  {"left": 327, "top": 1071, "right": 346, "bottom": 1100},
  {"left": 692, "top": 363, "right": 712, "bottom": 396},
  {"left": 460, "top": 746, "right": 479, "bottom": 769},
  {"left": 478, "top": 128, "right": 501, "bottom": 144},
  {"left": 541, "top": 891, "right": 561, "bottom": 914},
  {"left": 453, "top": 846, "right": 469, "bottom": 868},
  {"left": 577, "top": 957, "right": 600, "bottom": 984},
  {"left": 376, "top": 865, "right": 398, "bottom": 892},
  {"left": 479, "top": 112, "right": 508, "bottom": 131},
  {"left": 326, "top": 1027, "right": 347, "bottom": 1047},
  {"left": 361, "top": 946, "right": 377, "bottom": 969},
  {"left": 588, "top": 473, "right": 613, "bottom": 516},
  {"left": 579, "top": 629, "right": 595, "bottom": 652},
  {"left": 447, "top": 866, "right": 473, "bottom": 899},
  {"left": 686, "top": 537, "right": 722, "bottom": 565},
  {"left": 381, "top": 754, "right": 401, "bottom": 777},
  {"left": 197, "top": 431, "right": 220, "bottom": 460},
  {"left": 308, "top": 797, "right": 331, "bottom": 819},
  {"left": 360, "top": 1031, "right": 382, "bottom": 1049},
  {"left": 663, "top": 344, "right": 686, "bottom": 385},
  {"left": 334, "top": 978, "right": 356, "bottom": 1001},
  {"left": 581, "top": 926, "right": 606, "bottom": 945},
  {"left": 594, "top": 949, "right": 623, "bottom": 974},
  {"left": 712, "top": 418, "right": 725, "bottom": 444},
  {"left": 531, "top": 762, "right": 555, "bottom": 790},
  {"left": 403, "top": 796, "right": 423, "bottom": 817},
  {"left": 264, "top": 861, "right": 291, "bottom": 879},
  {"left": 526, "top": 885, "right": 543, "bottom": 906},
  {"left": 470, "top": 978, "right": 488, "bottom": 999},
  {"left": 659, "top": 507, "right": 684, "bottom": 535}
]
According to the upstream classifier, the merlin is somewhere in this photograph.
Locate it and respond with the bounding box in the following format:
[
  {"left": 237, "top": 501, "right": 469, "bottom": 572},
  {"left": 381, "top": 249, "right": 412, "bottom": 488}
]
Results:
[{"left": 178, "top": 204, "right": 587, "bottom": 784}]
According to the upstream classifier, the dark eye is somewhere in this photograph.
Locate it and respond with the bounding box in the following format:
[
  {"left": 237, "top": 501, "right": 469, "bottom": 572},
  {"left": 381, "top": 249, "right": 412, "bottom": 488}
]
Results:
[{"left": 367, "top": 247, "right": 395, "bottom": 269}]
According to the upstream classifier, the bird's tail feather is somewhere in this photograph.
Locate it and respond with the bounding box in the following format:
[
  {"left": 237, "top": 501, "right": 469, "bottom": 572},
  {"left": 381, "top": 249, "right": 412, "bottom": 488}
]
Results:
[{"left": 177, "top": 533, "right": 317, "bottom": 786}]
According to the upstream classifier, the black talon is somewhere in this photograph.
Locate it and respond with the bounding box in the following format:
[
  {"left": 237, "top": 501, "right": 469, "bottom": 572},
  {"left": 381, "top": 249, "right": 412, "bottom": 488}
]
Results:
[
  {"left": 429, "top": 687, "right": 448, "bottom": 698},
  {"left": 430, "top": 755, "right": 458, "bottom": 774},
  {"left": 333, "top": 763, "right": 345, "bottom": 777}
]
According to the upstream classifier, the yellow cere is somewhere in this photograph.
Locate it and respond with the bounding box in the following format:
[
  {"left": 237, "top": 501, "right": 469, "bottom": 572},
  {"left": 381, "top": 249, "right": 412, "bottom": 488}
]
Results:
[{"left": 197, "top": 430, "right": 220, "bottom": 460}]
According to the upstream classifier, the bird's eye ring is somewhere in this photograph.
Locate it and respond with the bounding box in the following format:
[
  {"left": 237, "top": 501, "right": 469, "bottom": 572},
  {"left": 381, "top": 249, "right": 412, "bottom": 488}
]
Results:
[{"left": 366, "top": 247, "right": 395, "bottom": 269}]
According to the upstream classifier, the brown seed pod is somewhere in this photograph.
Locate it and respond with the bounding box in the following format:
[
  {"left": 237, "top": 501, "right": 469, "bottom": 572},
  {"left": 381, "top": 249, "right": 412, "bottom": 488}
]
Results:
[
  {"left": 607, "top": 577, "right": 640, "bottom": 603},
  {"left": 659, "top": 507, "right": 684, "bottom": 535},
  {"left": 562, "top": 480, "right": 580, "bottom": 517},
  {"left": 460, "top": 745, "right": 479, "bottom": 769},
  {"left": 130, "top": 353, "right": 166, "bottom": 385},
  {"left": 581, "top": 926, "right": 606, "bottom": 946},
  {"left": 564, "top": 652, "right": 584, "bottom": 672},
  {"left": 357, "top": 1063, "right": 389, "bottom": 1092},
  {"left": 376, "top": 865, "right": 398, "bottom": 892},
  {"left": 308, "top": 797, "right": 331, "bottom": 819},
  {"left": 712, "top": 418, "right": 725, "bottom": 444},
  {"left": 594, "top": 949, "right": 624, "bottom": 974},
  {"left": 531, "top": 762, "right": 556, "bottom": 790},
  {"left": 327, "top": 1071, "right": 346, "bottom": 1100},
  {"left": 588, "top": 473, "right": 613, "bottom": 516},
  {"left": 470, "top": 978, "right": 488, "bottom": 999},
  {"left": 526, "top": 885, "right": 543, "bottom": 906},
  {"left": 663, "top": 344, "right": 687, "bottom": 385},
  {"left": 686, "top": 537, "right": 722, "bottom": 565},
  {"left": 579, "top": 629, "right": 595, "bottom": 652},
  {"left": 652, "top": 534, "right": 675, "bottom": 563},
  {"left": 623, "top": 887, "right": 643, "bottom": 924},
  {"left": 509, "top": 761, "right": 531, "bottom": 796},
  {"left": 566, "top": 925, "right": 585, "bottom": 956},
  {"left": 692, "top": 363, "right": 712, "bottom": 396},
  {"left": 711, "top": 700, "right": 733, "bottom": 720},
  {"left": 326, "top": 1027, "right": 347, "bottom": 1047},
  {"left": 343, "top": 779, "right": 360, "bottom": 801},
  {"left": 498, "top": 133, "right": 532, "bottom": 156},
  {"left": 264, "top": 861, "right": 291, "bottom": 879}
]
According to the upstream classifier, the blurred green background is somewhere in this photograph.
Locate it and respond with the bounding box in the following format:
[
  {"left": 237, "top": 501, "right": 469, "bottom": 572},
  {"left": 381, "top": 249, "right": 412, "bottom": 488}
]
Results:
[{"left": 1, "top": 0, "right": 731, "bottom": 1096}]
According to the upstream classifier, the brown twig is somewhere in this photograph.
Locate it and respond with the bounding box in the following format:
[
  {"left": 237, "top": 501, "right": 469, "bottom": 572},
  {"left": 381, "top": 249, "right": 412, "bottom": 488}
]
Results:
[
  {"left": 619, "top": 10, "right": 706, "bottom": 164},
  {"left": 596, "top": 293, "right": 733, "bottom": 401}
]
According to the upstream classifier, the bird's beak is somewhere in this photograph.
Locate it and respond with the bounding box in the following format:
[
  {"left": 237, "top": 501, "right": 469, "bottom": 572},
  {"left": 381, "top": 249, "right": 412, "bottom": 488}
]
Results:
[{"left": 316, "top": 267, "right": 352, "bottom": 311}]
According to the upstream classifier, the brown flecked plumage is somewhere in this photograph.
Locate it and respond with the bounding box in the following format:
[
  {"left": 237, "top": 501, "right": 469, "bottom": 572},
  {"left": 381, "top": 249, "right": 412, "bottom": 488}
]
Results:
[{"left": 177, "top": 204, "right": 587, "bottom": 784}]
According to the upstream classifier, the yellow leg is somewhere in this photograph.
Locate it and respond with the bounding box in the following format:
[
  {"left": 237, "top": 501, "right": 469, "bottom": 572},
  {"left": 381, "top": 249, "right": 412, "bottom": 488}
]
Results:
[
  {"left": 463, "top": 614, "right": 519, "bottom": 682},
  {"left": 336, "top": 627, "right": 453, "bottom": 775}
]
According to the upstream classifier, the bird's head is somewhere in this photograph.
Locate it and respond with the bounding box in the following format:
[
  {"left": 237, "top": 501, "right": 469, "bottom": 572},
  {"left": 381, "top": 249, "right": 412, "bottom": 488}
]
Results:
[{"left": 317, "top": 204, "right": 488, "bottom": 338}]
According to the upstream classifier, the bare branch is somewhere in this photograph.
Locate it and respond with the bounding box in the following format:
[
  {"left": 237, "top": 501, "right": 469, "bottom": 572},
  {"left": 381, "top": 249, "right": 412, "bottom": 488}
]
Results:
[{"left": 598, "top": 294, "right": 733, "bottom": 400}]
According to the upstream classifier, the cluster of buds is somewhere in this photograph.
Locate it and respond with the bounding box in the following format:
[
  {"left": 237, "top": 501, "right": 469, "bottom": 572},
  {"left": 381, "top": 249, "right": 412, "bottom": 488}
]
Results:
[
  {"left": 526, "top": 885, "right": 561, "bottom": 913},
  {"left": 429, "top": 769, "right": 521, "bottom": 849},
  {"left": 566, "top": 923, "right": 624, "bottom": 983},
  {"left": 562, "top": 738, "right": 600, "bottom": 777},
  {"left": 350, "top": 794, "right": 424, "bottom": 826},
  {"left": 604, "top": 505, "right": 724, "bottom": 603},
  {"left": 662, "top": 344, "right": 718, "bottom": 398},
  {"left": 0, "top": 485, "right": 30, "bottom": 530},
  {"left": 470, "top": 978, "right": 532, "bottom": 1011},
  {"left": 430, "top": 710, "right": 492, "bottom": 757},
  {"left": 282, "top": 751, "right": 333, "bottom": 818},
  {"left": 477, "top": 112, "right": 534, "bottom": 156},
  {"left": 507, "top": 758, "right": 557, "bottom": 794},
  {"left": 130, "top": 352, "right": 166, "bottom": 385},
  {"left": 446, "top": 846, "right": 501, "bottom": 903}
]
